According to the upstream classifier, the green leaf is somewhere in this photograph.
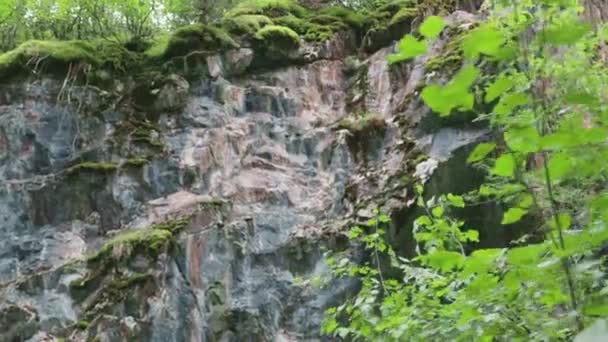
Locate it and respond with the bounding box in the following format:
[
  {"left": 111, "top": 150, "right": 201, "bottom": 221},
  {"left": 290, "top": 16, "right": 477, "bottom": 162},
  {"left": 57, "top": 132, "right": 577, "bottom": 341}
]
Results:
[
  {"left": 419, "top": 16, "right": 445, "bottom": 39},
  {"left": 547, "top": 152, "right": 573, "bottom": 181},
  {"left": 517, "top": 194, "right": 534, "bottom": 209},
  {"left": 421, "top": 65, "right": 479, "bottom": 116},
  {"left": 467, "top": 142, "right": 496, "bottom": 163},
  {"left": 485, "top": 74, "right": 515, "bottom": 103},
  {"left": 387, "top": 34, "right": 427, "bottom": 63},
  {"left": 548, "top": 213, "right": 572, "bottom": 231},
  {"left": 564, "top": 92, "right": 599, "bottom": 106},
  {"left": 502, "top": 207, "right": 528, "bottom": 225},
  {"left": 419, "top": 250, "right": 465, "bottom": 272},
  {"left": 447, "top": 193, "right": 465, "bottom": 208},
  {"left": 505, "top": 126, "right": 540, "bottom": 153},
  {"left": 432, "top": 206, "right": 444, "bottom": 218},
  {"left": 462, "top": 24, "right": 505, "bottom": 59},
  {"left": 463, "top": 229, "right": 479, "bottom": 242},
  {"left": 416, "top": 215, "right": 432, "bottom": 227},
  {"left": 543, "top": 20, "right": 591, "bottom": 45},
  {"left": 492, "top": 154, "right": 515, "bottom": 177},
  {"left": 493, "top": 93, "right": 529, "bottom": 117}
]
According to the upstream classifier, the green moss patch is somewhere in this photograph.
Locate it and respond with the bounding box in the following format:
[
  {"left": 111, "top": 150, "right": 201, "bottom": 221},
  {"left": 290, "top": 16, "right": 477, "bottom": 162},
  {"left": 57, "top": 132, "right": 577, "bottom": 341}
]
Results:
[
  {"left": 388, "top": 7, "right": 418, "bottom": 27},
  {"left": 317, "top": 6, "right": 365, "bottom": 29},
  {"left": 161, "top": 24, "right": 239, "bottom": 60},
  {"left": 272, "top": 15, "right": 331, "bottom": 42},
  {"left": 226, "top": 0, "right": 307, "bottom": 18},
  {"left": 224, "top": 15, "right": 274, "bottom": 36},
  {"left": 65, "top": 162, "right": 118, "bottom": 176},
  {"left": 76, "top": 320, "right": 90, "bottom": 330},
  {"left": 424, "top": 25, "right": 468, "bottom": 75},
  {"left": 336, "top": 115, "right": 386, "bottom": 135},
  {"left": 123, "top": 158, "right": 150, "bottom": 168},
  {"left": 0, "top": 40, "right": 99, "bottom": 75},
  {"left": 0, "top": 40, "right": 141, "bottom": 81},
  {"left": 143, "top": 34, "right": 171, "bottom": 60},
  {"left": 361, "top": 1, "right": 419, "bottom": 52},
  {"left": 254, "top": 25, "right": 301, "bottom": 50}
]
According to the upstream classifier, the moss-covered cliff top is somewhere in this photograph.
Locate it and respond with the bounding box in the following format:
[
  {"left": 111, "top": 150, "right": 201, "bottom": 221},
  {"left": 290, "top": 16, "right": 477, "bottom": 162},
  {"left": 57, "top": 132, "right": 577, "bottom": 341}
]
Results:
[{"left": 0, "top": 0, "right": 456, "bottom": 81}]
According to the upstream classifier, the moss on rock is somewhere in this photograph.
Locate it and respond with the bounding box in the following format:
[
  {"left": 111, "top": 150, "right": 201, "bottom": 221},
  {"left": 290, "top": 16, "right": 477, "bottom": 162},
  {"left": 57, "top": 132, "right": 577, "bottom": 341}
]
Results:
[
  {"left": 226, "top": 0, "right": 307, "bottom": 18},
  {"left": 317, "top": 6, "right": 365, "bottom": 29},
  {"left": 254, "top": 25, "right": 301, "bottom": 49},
  {"left": 336, "top": 114, "right": 386, "bottom": 135},
  {"left": 76, "top": 320, "right": 90, "bottom": 330},
  {"left": 0, "top": 40, "right": 141, "bottom": 81},
  {"left": 123, "top": 158, "right": 149, "bottom": 168},
  {"left": 65, "top": 162, "right": 118, "bottom": 176},
  {"left": 143, "top": 34, "right": 171, "bottom": 60},
  {"left": 87, "top": 216, "right": 191, "bottom": 266},
  {"left": 224, "top": 14, "right": 274, "bottom": 36},
  {"left": 272, "top": 15, "right": 332, "bottom": 42},
  {"left": 162, "top": 24, "right": 239, "bottom": 60},
  {"left": 424, "top": 25, "right": 468, "bottom": 75},
  {"left": 361, "top": 0, "right": 418, "bottom": 52},
  {"left": 388, "top": 7, "right": 418, "bottom": 27}
]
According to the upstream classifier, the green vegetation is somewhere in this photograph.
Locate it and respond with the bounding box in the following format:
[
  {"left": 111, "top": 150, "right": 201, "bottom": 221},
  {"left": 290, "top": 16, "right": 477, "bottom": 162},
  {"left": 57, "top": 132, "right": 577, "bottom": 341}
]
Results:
[
  {"left": 226, "top": 0, "right": 307, "bottom": 18},
  {"left": 388, "top": 7, "right": 418, "bottom": 27},
  {"left": 64, "top": 162, "right": 118, "bottom": 176},
  {"left": 424, "top": 25, "right": 469, "bottom": 75},
  {"left": 324, "top": 3, "right": 608, "bottom": 341},
  {"left": 361, "top": 2, "right": 418, "bottom": 52},
  {"left": 162, "top": 24, "right": 239, "bottom": 60},
  {"left": 0, "top": 40, "right": 99, "bottom": 79},
  {"left": 124, "top": 158, "right": 150, "bottom": 168},
  {"left": 76, "top": 320, "right": 90, "bottom": 330},
  {"left": 224, "top": 14, "right": 274, "bottom": 36},
  {"left": 254, "top": 25, "right": 301, "bottom": 50},
  {"left": 317, "top": 6, "right": 366, "bottom": 29},
  {"left": 335, "top": 114, "right": 386, "bottom": 135},
  {"left": 87, "top": 216, "right": 191, "bottom": 265}
]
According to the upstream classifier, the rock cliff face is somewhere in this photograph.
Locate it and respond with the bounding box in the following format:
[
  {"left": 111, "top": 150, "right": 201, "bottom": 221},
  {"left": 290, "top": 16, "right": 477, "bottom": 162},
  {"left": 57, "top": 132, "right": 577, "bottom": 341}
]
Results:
[{"left": 0, "top": 10, "right": 487, "bottom": 342}]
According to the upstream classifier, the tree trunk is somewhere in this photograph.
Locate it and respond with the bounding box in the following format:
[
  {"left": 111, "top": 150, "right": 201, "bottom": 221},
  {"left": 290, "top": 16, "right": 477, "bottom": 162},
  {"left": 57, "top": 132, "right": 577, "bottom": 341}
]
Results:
[{"left": 583, "top": 0, "right": 608, "bottom": 27}]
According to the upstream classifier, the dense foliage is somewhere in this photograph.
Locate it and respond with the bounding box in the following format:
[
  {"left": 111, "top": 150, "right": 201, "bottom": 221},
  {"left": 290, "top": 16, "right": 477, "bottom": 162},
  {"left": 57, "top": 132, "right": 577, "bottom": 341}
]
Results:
[
  {"left": 0, "top": 0, "right": 245, "bottom": 51},
  {"left": 322, "top": 0, "right": 608, "bottom": 340}
]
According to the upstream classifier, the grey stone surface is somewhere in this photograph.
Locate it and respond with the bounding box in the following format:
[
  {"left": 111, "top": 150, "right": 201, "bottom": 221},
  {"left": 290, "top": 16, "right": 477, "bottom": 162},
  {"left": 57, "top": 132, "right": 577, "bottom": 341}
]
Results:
[{"left": 0, "top": 11, "right": 490, "bottom": 341}]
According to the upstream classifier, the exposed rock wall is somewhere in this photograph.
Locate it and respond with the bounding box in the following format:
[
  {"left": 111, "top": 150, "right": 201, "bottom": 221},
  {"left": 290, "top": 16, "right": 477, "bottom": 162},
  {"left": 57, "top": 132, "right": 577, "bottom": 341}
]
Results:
[{"left": 0, "top": 11, "right": 489, "bottom": 342}]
